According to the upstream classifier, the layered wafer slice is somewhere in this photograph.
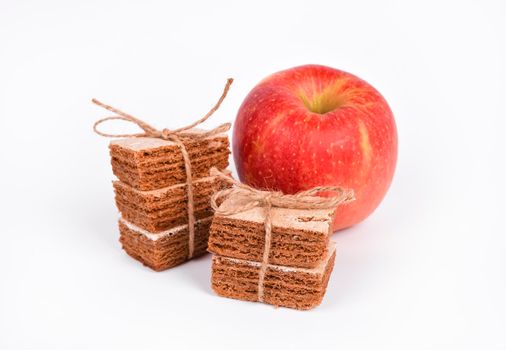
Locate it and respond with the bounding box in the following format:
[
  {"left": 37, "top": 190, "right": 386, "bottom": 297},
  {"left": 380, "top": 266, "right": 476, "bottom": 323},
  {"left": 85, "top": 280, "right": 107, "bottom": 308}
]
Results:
[
  {"left": 114, "top": 174, "right": 231, "bottom": 232},
  {"left": 119, "top": 216, "right": 212, "bottom": 271},
  {"left": 109, "top": 130, "right": 230, "bottom": 191},
  {"left": 208, "top": 192, "right": 335, "bottom": 269},
  {"left": 211, "top": 242, "right": 336, "bottom": 310}
]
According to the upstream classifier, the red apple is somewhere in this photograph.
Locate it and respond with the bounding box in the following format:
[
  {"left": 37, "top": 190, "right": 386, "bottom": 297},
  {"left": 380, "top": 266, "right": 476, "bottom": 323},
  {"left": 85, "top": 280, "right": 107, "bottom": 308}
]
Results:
[{"left": 233, "top": 65, "right": 397, "bottom": 231}]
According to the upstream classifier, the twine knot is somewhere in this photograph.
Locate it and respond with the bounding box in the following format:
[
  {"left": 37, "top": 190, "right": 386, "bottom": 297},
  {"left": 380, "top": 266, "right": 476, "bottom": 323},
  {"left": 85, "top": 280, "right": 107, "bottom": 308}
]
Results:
[
  {"left": 93, "top": 79, "right": 233, "bottom": 260},
  {"left": 161, "top": 128, "right": 172, "bottom": 140},
  {"left": 263, "top": 192, "right": 275, "bottom": 204},
  {"left": 210, "top": 167, "right": 354, "bottom": 303}
]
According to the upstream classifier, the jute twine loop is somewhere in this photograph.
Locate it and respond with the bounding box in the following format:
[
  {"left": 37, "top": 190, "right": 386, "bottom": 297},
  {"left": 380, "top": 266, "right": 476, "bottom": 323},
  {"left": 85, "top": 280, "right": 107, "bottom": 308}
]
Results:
[
  {"left": 93, "top": 79, "right": 233, "bottom": 259},
  {"left": 210, "top": 167, "right": 355, "bottom": 302}
]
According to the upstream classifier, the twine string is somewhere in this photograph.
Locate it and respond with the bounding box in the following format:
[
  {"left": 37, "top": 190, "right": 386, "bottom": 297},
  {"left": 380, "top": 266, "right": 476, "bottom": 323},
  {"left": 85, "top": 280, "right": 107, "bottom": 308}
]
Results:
[
  {"left": 93, "top": 79, "right": 233, "bottom": 259},
  {"left": 257, "top": 197, "right": 272, "bottom": 302},
  {"left": 210, "top": 167, "right": 354, "bottom": 302}
]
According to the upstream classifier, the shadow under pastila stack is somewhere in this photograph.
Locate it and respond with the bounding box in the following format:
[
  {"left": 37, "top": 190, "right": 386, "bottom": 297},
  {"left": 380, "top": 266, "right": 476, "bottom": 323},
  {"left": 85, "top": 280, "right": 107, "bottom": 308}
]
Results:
[{"left": 93, "top": 80, "right": 233, "bottom": 271}]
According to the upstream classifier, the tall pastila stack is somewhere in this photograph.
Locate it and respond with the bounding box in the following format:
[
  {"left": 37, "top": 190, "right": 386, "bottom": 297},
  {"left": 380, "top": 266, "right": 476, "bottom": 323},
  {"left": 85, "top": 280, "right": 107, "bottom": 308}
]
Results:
[
  {"left": 111, "top": 134, "right": 231, "bottom": 271},
  {"left": 93, "top": 80, "right": 233, "bottom": 271},
  {"left": 207, "top": 169, "right": 354, "bottom": 310}
]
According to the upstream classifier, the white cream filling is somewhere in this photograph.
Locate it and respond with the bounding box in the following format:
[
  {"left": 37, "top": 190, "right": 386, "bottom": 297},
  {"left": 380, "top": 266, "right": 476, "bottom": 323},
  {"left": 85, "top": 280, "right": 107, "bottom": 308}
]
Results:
[
  {"left": 110, "top": 132, "right": 227, "bottom": 151},
  {"left": 120, "top": 216, "right": 213, "bottom": 241},
  {"left": 215, "top": 242, "right": 336, "bottom": 275}
]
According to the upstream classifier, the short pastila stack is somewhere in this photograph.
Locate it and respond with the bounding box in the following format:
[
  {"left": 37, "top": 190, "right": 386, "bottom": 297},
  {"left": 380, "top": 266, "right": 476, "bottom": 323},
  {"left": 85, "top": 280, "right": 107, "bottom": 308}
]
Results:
[
  {"left": 93, "top": 79, "right": 233, "bottom": 271},
  {"left": 208, "top": 168, "right": 354, "bottom": 310}
]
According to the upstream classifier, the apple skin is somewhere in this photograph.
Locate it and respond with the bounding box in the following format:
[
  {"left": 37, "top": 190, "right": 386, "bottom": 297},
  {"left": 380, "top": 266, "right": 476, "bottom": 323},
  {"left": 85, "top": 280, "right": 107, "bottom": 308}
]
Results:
[{"left": 233, "top": 65, "right": 397, "bottom": 231}]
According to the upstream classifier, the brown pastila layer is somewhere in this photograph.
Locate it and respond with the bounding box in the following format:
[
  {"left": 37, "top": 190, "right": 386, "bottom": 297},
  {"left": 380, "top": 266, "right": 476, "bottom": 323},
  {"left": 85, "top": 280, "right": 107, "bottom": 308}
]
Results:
[
  {"left": 110, "top": 135, "right": 230, "bottom": 191},
  {"left": 118, "top": 204, "right": 213, "bottom": 233},
  {"left": 208, "top": 192, "right": 335, "bottom": 268},
  {"left": 112, "top": 153, "right": 229, "bottom": 191},
  {"left": 109, "top": 132, "right": 228, "bottom": 163},
  {"left": 114, "top": 175, "right": 230, "bottom": 232},
  {"left": 208, "top": 217, "right": 328, "bottom": 268},
  {"left": 112, "top": 151, "right": 229, "bottom": 179},
  {"left": 119, "top": 217, "right": 213, "bottom": 271},
  {"left": 211, "top": 243, "right": 336, "bottom": 310}
]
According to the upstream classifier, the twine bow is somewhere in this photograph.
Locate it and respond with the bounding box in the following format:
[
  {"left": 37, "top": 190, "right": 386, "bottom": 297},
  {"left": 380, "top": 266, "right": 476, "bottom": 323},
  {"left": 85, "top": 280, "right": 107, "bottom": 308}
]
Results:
[
  {"left": 210, "top": 167, "right": 355, "bottom": 303},
  {"left": 93, "top": 79, "right": 233, "bottom": 259}
]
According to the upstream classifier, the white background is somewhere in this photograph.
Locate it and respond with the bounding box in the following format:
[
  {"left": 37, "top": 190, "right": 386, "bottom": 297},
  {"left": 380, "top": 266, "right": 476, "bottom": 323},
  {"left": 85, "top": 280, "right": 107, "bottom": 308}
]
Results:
[{"left": 1, "top": 1, "right": 505, "bottom": 349}]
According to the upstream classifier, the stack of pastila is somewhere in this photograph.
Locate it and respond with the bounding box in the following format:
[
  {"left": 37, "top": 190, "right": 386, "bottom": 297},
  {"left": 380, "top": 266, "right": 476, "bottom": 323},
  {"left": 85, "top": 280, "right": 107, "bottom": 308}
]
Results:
[
  {"left": 208, "top": 170, "right": 354, "bottom": 310},
  {"left": 111, "top": 134, "right": 230, "bottom": 270},
  {"left": 94, "top": 79, "right": 233, "bottom": 271}
]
